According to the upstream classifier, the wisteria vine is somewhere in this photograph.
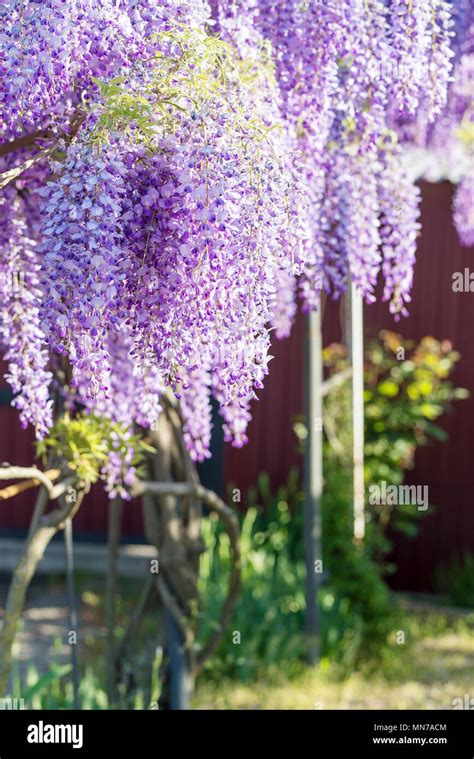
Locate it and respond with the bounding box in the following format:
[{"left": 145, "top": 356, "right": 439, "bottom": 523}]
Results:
[{"left": 0, "top": 0, "right": 471, "bottom": 493}]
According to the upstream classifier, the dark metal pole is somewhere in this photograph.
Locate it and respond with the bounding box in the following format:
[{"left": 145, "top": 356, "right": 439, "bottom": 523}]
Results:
[
  {"left": 304, "top": 308, "right": 324, "bottom": 664},
  {"left": 106, "top": 496, "right": 123, "bottom": 707},
  {"left": 64, "top": 517, "right": 80, "bottom": 709},
  {"left": 164, "top": 609, "right": 189, "bottom": 710}
]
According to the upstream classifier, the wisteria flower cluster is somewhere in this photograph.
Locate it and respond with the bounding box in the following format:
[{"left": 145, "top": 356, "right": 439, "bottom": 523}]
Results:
[
  {"left": 399, "top": 0, "right": 473, "bottom": 244},
  {"left": 0, "top": 0, "right": 470, "bottom": 493},
  {"left": 213, "top": 0, "right": 456, "bottom": 316}
]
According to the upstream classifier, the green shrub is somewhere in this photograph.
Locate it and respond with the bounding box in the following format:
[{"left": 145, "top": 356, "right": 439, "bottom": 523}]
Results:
[
  {"left": 321, "top": 331, "right": 468, "bottom": 539},
  {"left": 320, "top": 464, "right": 397, "bottom": 670},
  {"left": 197, "top": 471, "right": 306, "bottom": 682}
]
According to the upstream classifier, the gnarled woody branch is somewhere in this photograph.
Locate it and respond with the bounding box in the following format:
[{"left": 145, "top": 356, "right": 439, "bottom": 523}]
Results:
[
  {"left": 0, "top": 112, "right": 85, "bottom": 189},
  {"left": 0, "top": 146, "right": 58, "bottom": 190},
  {"left": 0, "top": 465, "right": 61, "bottom": 500},
  {"left": 0, "top": 129, "right": 54, "bottom": 158},
  {"left": 0, "top": 129, "right": 59, "bottom": 190},
  {"left": 131, "top": 479, "right": 241, "bottom": 676}
]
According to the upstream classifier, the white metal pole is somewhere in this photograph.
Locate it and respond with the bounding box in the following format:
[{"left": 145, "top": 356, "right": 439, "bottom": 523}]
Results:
[
  {"left": 345, "top": 279, "right": 365, "bottom": 541},
  {"left": 304, "top": 307, "right": 323, "bottom": 663}
]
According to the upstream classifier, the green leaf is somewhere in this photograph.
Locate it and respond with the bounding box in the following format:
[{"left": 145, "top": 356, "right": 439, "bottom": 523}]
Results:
[{"left": 22, "top": 664, "right": 72, "bottom": 701}]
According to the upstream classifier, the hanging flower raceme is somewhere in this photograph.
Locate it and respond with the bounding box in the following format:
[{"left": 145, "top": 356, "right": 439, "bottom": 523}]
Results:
[
  {"left": 388, "top": 0, "right": 454, "bottom": 120},
  {"left": 0, "top": 0, "right": 142, "bottom": 138},
  {"left": 0, "top": 187, "right": 53, "bottom": 436},
  {"left": 392, "top": 5, "right": 472, "bottom": 249},
  {"left": 389, "top": 0, "right": 432, "bottom": 116},
  {"left": 453, "top": 173, "right": 474, "bottom": 247},
  {"left": 378, "top": 150, "right": 421, "bottom": 319},
  {"left": 179, "top": 360, "right": 214, "bottom": 462},
  {"left": 38, "top": 138, "right": 130, "bottom": 400}
]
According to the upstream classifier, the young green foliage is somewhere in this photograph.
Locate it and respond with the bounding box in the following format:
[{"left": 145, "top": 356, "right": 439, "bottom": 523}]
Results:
[{"left": 36, "top": 413, "right": 154, "bottom": 489}]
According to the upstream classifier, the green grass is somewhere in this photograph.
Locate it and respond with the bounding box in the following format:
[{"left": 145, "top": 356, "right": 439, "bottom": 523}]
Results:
[{"left": 193, "top": 612, "right": 474, "bottom": 710}]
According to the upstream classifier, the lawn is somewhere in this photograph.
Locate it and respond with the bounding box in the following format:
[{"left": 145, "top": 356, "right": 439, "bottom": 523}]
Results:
[{"left": 194, "top": 611, "right": 474, "bottom": 710}]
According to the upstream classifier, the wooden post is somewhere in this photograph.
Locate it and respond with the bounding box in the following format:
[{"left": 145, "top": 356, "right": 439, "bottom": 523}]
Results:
[
  {"left": 345, "top": 280, "right": 365, "bottom": 541},
  {"left": 304, "top": 307, "right": 324, "bottom": 664}
]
